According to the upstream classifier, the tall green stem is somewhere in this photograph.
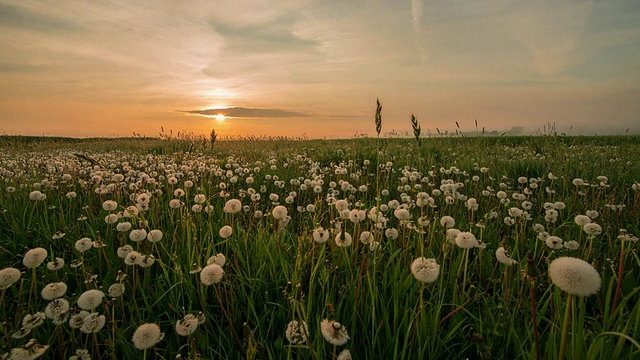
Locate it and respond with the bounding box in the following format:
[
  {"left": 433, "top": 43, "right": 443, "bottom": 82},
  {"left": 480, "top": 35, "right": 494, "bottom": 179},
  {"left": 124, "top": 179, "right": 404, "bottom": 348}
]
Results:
[{"left": 559, "top": 294, "right": 573, "bottom": 360}]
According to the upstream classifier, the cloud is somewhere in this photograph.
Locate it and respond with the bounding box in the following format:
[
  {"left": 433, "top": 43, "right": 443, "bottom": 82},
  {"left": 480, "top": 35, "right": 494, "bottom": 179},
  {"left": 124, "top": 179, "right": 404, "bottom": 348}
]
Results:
[
  {"left": 0, "top": 2, "right": 81, "bottom": 32},
  {"left": 211, "top": 15, "right": 318, "bottom": 55},
  {"left": 184, "top": 107, "right": 309, "bottom": 118}
]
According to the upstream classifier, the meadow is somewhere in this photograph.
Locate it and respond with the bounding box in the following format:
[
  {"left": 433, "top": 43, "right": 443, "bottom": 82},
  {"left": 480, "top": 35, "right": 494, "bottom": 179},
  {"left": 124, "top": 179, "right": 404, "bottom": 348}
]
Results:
[{"left": 0, "top": 133, "right": 639, "bottom": 359}]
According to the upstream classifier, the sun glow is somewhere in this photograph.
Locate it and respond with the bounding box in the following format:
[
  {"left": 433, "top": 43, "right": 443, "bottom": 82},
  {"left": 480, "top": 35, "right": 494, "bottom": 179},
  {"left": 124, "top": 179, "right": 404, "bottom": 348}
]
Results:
[{"left": 215, "top": 114, "right": 226, "bottom": 122}]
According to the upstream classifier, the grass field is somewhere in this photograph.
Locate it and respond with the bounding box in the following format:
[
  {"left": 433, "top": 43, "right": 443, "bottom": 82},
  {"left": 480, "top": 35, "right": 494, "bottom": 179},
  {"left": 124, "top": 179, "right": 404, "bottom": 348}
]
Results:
[{"left": 1, "top": 134, "right": 639, "bottom": 359}]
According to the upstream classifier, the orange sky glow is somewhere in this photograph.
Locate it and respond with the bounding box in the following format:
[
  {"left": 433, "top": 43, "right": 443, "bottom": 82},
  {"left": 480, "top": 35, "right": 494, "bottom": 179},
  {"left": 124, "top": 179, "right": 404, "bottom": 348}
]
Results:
[{"left": 1, "top": 0, "right": 639, "bottom": 138}]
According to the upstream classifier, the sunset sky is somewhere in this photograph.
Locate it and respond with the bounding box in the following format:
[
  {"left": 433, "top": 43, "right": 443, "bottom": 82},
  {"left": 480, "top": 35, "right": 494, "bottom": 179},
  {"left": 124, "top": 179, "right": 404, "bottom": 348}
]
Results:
[{"left": 1, "top": 0, "right": 639, "bottom": 138}]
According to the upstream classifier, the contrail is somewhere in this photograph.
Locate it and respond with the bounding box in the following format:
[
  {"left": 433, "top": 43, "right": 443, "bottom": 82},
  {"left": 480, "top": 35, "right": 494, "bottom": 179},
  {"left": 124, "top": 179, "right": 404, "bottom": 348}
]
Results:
[{"left": 411, "top": 0, "right": 428, "bottom": 63}]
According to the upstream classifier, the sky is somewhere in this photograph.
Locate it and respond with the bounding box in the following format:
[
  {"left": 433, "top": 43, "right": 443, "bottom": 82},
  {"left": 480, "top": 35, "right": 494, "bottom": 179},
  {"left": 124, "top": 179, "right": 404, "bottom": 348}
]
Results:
[{"left": 1, "top": 0, "right": 639, "bottom": 138}]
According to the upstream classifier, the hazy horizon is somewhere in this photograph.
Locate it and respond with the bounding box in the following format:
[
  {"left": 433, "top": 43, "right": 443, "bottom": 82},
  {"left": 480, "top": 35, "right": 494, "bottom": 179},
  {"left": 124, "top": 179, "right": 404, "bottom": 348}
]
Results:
[{"left": 1, "top": 0, "right": 639, "bottom": 138}]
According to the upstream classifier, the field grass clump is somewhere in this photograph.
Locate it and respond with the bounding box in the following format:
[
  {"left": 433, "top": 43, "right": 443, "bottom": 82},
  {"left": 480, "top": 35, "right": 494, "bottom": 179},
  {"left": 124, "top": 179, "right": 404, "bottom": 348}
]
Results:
[{"left": 0, "top": 135, "right": 639, "bottom": 359}]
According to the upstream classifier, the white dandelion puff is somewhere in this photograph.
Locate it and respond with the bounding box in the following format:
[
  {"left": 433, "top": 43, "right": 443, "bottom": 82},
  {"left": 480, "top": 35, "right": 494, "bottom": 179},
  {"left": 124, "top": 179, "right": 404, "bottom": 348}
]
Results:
[
  {"left": 320, "top": 319, "right": 349, "bottom": 346},
  {"left": 200, "top": 264, "right": 224, "bottom": 286},
  {"left": 132, "top": 323, "right": 163, "bottom": 350},
  {"left": 549, "top": 257, "right": 601, "bottom": 296},
  {"left": 410, "top": 257, "right": 440, "bottom": 283}
]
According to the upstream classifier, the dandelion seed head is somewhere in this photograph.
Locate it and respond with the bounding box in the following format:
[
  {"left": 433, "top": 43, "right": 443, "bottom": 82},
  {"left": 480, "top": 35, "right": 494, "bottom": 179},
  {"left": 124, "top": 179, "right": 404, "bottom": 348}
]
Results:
[
  {"left": 549, "top": 257, "right": 601, "bottom": 296},
  {"left": 77, "top": 289, "right": 105, "bottom": 310},
  {"left": 495, "top": 247, "right": 517, "bottom": 266},
  {"left": 0, "top": 267, "right": 21, "bottom": 289},
  {"left": 175, "top": 314, "right": 199, "bottom": 336},
  {"left": 410, "top": 257, "right": 440, "bottom": 283},
  {"left": 455, "top": 232, "right": 478, "bottom": 249},
  {"left": 200, "top": 264, "right": 224, "bottom": 286},
  {"left": 41, "top": 282, "right": 67, "bottom": 300},
  {"left": 219, "top": 225, "right": 233, "bottom": 239},
  {"left": 23, "top": 247, "right": 47, "bottom": 268},
  {"left": 285, "top": 320, "right": 309, "bottom": 344},
  {"left": 320, "top": 319, "right": 349, "bottom": 346}
]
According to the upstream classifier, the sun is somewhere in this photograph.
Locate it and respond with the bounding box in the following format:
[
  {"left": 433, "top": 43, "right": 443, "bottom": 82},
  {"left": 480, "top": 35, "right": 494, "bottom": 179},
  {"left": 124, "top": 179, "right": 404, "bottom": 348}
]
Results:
[{"left": 214, "top": 114, "right": 226, "bottom": 122}]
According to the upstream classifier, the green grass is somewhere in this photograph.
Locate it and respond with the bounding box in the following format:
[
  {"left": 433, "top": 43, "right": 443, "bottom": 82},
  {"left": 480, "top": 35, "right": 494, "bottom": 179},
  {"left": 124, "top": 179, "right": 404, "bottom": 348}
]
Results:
[{"left": 0, "top": 135, "right": 639, "bottom": 359}]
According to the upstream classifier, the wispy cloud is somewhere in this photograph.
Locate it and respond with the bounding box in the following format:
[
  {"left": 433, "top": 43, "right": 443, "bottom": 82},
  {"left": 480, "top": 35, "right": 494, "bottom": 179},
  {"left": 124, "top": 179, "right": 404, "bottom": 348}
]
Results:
[{"left": 184, "top": 107, "right": 309, "bottom": 118}]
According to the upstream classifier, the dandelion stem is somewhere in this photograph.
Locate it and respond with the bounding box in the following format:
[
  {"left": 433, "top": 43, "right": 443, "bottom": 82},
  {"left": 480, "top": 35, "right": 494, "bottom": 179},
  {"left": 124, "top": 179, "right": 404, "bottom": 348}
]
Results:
[
  {"left": 559, "top": 294, "right": 573, "bottom": 360},
  {"left": 530, "top": 281, "right": 540, "bottom": 360},
  {"left": 437, "top": 295, "right": 471, "bottom": 328},
  {"left": 214, "top": 284, "right": 242, "bottom": 347},
  {"left": 612, "top": 240, "right": 625, "bottom": 314},
  {"left": 462, "top": 248, "right": 470, "bottom": 293}
]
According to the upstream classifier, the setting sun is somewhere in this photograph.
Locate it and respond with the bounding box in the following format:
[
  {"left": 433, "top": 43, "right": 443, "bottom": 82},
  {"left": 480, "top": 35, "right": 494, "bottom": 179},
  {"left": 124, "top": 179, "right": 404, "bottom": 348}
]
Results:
[{"left": 214, "top": 114, "right": 226, "bottom": 122}]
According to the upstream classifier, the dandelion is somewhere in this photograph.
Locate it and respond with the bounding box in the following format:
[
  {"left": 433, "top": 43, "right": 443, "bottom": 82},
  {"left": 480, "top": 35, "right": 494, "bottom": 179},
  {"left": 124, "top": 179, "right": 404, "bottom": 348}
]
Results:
[
  {"left": 206, "top": 253, "right": 226, "bottom": 267},
  {"left": 22, "top": 312, "right": 46, "bottom": 329},
  {"left": 564, "top": 240, "right": 580, "bottom": 250},
  {"left": 455, "top": 232, "right": 478, "bottom": 249},
  {"left": 117, "top": 245, "right": 133, "bottom": 258},
  {"left": 394, "top": 207, "right": 411, "bottom": 221},
  {"left": 51, "top": 231, "right": 65, "bottom": 240},
  {"left": 0, "top": 267, "right": 21, "bottom": 289},
  {"left": 76, "top": 289, "right": 105, "bottom": 310},
  {"left": 147, "top": 229, "right": 163, "bottom": 242},
  {"left": 127, "top": 204, "right": 142, "bottom": 216},
  {"left": 116, "top": 222, "right": 132, "bottom": 232},
  {"left": 219, "top": 225, "right": 233, "bottom": 239},
  {"left": 546, "top": 236, "right": 564, "bottom": 249},
  {"left": 385, "top": 228, "right": 399, "bottom": 240},
  {"left": 104, "top": 213, "right": 119, "bottom": 224},
  {"left": 176, "top": 314, "right": 199, "bottom": 336},
  {"left": 44, "top": 298, "right": 70, "bottom": 320},
  {"left": 69, "top": 311, "right": 90, "bottom": 329},
  {"left": 285, "top": 320, "right": 309, "bottom": 344},
  {"left": 335, "top": 199, "right": 349, "bottom": 212},
  {"left": 29, "top": 190, "right": 45, "bottom": 201},
  {"left": 139, "top": 255, "right": 155, "bottom": 268},
  {"left": 9, "top": 339, "right": 49, "bottom": 359},
  {"left": 440, "top": 216, "right": 455, "bottom": 228},
  {"left": 132, "top": 323, "right": 163, "bottom": 350},
  {"left": 102, "top": 200, "right": 118, "bottom": 211},
  {"left": 410, "top": 257, "right": 440, "bottom": 283},
  {"left": 549, "top": 257, "right": 601, "bottom": 296},
  {"left": 108, "top": 283, "right": 125, "bottom": 298},
  {"left": 75, "top": 238, "right": 93, "bottom": 253},
  {"left": 495, "top": 247, "right": 517, "bottom": 266},
  {"left": 335, "top": 232, "right": 353, "bottom": 247},
  {"left": 337, "top": 349, "right": 352, "bottom": 360},
  {"left": 129, "top": 229, "right": 148, "bottom": 242},
  {"left": 223, "top": 199, "right": 242, "bottom": 214},
  {"left": 80, "top": 312, "right": 106, "bottom": 334},
  {"left": 574, "top": 215, "right": 591, "bottom": 226},
  {"left": 194, "top": 194, "right": 206, "bottom": 204},
  {"left": 124, "top": 251, "right": 142, "bottom": 266},
  {"left": 200, "top": 264, "right": 224, "bottom": 286},
  {"left": 169, "top": 199, "right": 182, "bottom": 209},
  {"left": 272, "top": 205, "right": 288, "bottom": 220},
  {"left": 313, "top": 227, "right": 330, "bottom": 243},
  {"left": 23, "top": 247, "right": 47, "bottom": 268},
  {"left": 173, "top": 188, "right": 185, "bottom": 197},
  {"left": 359, "top": 231, "right": 373, "bottom": 244},
  {"left": 41, "top": 282, "right": 67, "bottom": 300},
  {"left": 549, "top": 256, "right": 602, "bottom": 360},
  {"left": 12, "top": 327, "right": 31, "bottom": 339},
  {"left": 320, "top": 319, "right": 350, "bottom": 346},
  {"left": 445, "top": 229, "right": 461, "bottom": 244},
  {"left": 69, "top": 349, "right": 91, "bottom": 360},
  {"left": 583, "top": 223, "right": 602, "bottom": 236}
]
